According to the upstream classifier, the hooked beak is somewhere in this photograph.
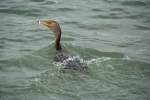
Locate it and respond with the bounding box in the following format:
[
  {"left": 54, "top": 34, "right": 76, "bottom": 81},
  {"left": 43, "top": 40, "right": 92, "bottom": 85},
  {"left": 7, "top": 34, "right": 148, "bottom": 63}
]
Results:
[{"left": 38, "top": 20, "right": 48, "bottom": 28}]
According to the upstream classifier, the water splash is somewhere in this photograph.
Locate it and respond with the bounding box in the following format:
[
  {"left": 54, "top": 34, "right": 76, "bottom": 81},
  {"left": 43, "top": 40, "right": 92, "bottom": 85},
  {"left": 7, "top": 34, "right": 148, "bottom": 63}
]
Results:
[
  {"left": 86, "top": 57, "right": 111, "bottom": 65},
  {"left": 53, "top": 55, "right": 131, "bottom": 67},
  {"left": 53, "top": 55, "right": 84, "bottom": 67},
  {"left": 53, "top": 56, "right": 111, "bottom": 67}
]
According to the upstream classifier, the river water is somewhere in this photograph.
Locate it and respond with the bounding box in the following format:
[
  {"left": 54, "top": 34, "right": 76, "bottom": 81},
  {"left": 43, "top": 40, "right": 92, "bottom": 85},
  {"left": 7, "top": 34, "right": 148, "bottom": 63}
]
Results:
[{"left": 0, "top": 0, "right": 150, "bottom": 100}]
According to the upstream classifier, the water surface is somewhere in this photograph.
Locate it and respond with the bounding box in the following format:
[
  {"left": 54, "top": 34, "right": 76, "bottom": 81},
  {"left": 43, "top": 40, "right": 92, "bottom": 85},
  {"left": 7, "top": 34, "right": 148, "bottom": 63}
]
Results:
[{"left": 0, "top": 0, "right": 150, "bottom": 100}]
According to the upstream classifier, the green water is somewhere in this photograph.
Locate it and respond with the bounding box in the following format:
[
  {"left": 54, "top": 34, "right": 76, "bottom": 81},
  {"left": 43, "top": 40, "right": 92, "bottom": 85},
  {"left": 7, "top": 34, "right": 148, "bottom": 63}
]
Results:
[{"left": 0, "top": 0, "right": 150, "bottom": 100}]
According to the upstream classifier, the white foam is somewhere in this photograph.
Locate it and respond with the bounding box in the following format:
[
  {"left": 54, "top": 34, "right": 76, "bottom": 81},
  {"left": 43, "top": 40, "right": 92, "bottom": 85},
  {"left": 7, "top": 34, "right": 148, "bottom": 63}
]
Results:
[
  {"left": 124, "top": 56, "right": 131, "bottom": 60},
  {"left": 34, "top": 78, "right": 39, "bottom": 82},
  {"left": 86, "top": 57, "right": 111, "bottom": 65},
  {"left": 49, "top": 40, "right": 55, "bottom": 45},
  {"left": 52, "top": 56, "right": 112, "bottom": 67},
  {"left": 53, "top": 62, "right": 63, "bottom": 67}
]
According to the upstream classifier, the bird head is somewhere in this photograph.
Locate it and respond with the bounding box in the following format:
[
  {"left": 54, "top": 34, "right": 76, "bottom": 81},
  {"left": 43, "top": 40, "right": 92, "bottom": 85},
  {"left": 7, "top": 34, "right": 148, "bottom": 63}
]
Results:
[{"left": 38, "top": 20, "right": 60, "bottom": 33}]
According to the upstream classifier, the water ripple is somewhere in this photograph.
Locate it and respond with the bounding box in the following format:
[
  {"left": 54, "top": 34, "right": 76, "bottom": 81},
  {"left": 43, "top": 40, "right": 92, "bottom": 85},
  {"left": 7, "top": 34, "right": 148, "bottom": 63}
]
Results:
[
  {"left": 43, "top": 1, "right": 57, "bottom": 4},
  {"left": 30, "top": 0, "right": 45, "bottom": 2},
  {"left": 91, "top": 8, "right": 104, "bottom": 12},
  {"left": 110, "top": 8, "right": 124, "bottom": 12},
  {"left": 0, "top": 8, "right": 41, "bottom": 16},
  {"left": 91, "top": 14, "right": 122, "bottom": 19},
  {"left": 0, "top": 37, "right": 25, "bottom": 43},
  {"left": 121, "top": 1, "right": 147, "bottom": 7},
  {"left": 134, "top": 25, "right": 150, "bottom": 30},
  {"left": 57, "top": 7, "right": 75, "bottom": 12},
  {"left": 64, "top": 21, "right": 79, "bottom": 25}
]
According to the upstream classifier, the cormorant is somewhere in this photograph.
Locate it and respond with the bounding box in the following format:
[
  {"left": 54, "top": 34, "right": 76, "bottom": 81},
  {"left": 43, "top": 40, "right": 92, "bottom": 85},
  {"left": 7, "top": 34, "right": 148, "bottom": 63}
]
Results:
[{"left": 38, "top": 20, "right": 87, "bottom": 72}]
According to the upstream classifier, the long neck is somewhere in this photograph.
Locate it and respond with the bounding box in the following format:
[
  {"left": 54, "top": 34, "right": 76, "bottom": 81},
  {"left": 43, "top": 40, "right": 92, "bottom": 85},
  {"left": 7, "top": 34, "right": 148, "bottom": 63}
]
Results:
[{"left": 54, "top": 25, "right": 62, "bottom": 51}]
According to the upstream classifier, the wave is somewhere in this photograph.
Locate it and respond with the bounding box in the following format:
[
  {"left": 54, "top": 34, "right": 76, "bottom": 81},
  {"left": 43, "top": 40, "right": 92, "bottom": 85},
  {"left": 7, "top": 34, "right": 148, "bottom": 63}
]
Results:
[{"left": 121, "top": 1, "right": 147, "bottom": 7}]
